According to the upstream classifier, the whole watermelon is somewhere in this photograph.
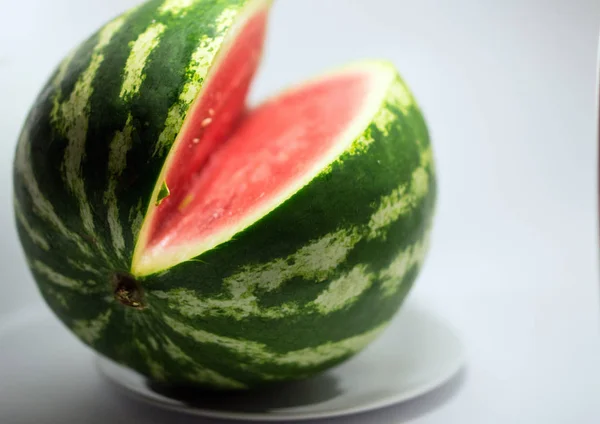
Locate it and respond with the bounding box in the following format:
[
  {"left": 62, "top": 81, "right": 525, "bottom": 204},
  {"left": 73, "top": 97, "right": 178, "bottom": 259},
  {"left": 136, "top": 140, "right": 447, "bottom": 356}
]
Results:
[{"left": 13, "top": 0, "right": 436, "bottom": 389}]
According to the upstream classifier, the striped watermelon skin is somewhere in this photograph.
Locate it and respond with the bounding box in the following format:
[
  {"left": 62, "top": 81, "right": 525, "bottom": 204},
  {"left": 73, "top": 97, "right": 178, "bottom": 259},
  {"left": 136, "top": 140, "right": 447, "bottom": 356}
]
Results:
[{"left": 13, "top": 0, "right": 436, "bottom": 389}]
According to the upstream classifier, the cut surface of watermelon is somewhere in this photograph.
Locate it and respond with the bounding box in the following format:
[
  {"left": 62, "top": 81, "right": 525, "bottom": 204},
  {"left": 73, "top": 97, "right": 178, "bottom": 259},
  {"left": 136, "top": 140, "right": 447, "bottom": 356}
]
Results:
[{"left": 132, "top": 10, "right": 395, "bottom": 277}]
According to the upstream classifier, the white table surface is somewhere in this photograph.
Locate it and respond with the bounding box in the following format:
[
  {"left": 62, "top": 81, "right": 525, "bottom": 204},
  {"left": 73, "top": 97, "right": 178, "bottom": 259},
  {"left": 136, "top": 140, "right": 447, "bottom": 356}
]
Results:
[{"left": 1, "top": 0, "right": 600, "bottom": 423}]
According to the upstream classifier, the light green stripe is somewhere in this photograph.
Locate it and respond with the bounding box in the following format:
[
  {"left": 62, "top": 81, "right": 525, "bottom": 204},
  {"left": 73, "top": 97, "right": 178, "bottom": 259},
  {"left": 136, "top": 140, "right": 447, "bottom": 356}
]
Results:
[
  {"left": 120, "top": 23, "right": 167, "bottom": 101},
  {"left": 135, "top": 339, "right": 167, "bottom": 381},
  {"left": 161, "top": 336, "right": 245, "bottom": 388},
  {"left": 152, "top": 288, "right": 299, "bottom": 320},
  {"left": 31, "top": 260, "right": 93, "bottom": 293},
  {"left": 72, "top": 309, "right": 112, "bottom": 344},
  {"left": 153, "top": 6, "right": 239, "bottom": 156},
  {"left": 225, "top": 228, "right": 362, "bottom": 297},
  {"left": 273, "top": 323, "right": 386, "bottom": 367},
  {"left": 130, "top": 311, "right": 244, "bottom": 388},
  {"left": 147, "top": 336, "right": 159, "bottom": 350},
  {"left": 67, "top": 258, "right": 104, "bottom": 276},
  {"left": 368, "top": 146, "right": 432, "bottom": 240},
  {"left": 55, "top": 15, "right": 127, "bottom": 248},
  {"left": 312, "top": 265, "right": 373, "bottom": 314},
  {"left": 42, "top": 286, "right": 70, "bottom": 310},
  {"left": 14, "top": 195, "right": 50, "bottom": 251},
  {"left": 131, "top": 314, "right": 168, "bottom": 381},
  {"left": 14, "top": 129, "right": 92, "bottom": 256},
  {"left": 380, "top": 231, "right": 431, "bottom": 296},
  {"left": 164, "top": 314, "right": 387, "bottom": 369},
  {"left": 104, "top": 115, "right": 134, "bottom": 258},
  {"left": 158, "top": 0, "right": 196, "bottom": 15},
  {"left": 130, "top": 198, "right": 145, "bottom": 242}
]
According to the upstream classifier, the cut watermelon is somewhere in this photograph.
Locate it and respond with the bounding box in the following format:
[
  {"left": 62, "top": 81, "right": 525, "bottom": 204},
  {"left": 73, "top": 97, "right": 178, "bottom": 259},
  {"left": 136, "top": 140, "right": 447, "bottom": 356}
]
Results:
[
  {"left": 135, "top": 63, "right": 395, "bottom": 276},
  {"left": 13, "top": 0, "right": 436, "bottom": 389}
]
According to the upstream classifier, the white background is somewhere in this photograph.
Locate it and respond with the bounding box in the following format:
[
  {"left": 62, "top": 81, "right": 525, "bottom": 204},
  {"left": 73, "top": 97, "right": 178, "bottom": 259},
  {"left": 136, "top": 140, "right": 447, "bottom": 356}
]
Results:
[{"left": 1, "top": 0, "right": 600, "bottom": 422}]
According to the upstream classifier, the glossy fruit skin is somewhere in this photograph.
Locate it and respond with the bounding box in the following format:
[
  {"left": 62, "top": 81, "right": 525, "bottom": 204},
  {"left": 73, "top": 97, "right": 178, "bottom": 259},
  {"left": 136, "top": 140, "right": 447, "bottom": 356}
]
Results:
[{"left": 13, "top": 0, "right": 436, "bottom": 389}]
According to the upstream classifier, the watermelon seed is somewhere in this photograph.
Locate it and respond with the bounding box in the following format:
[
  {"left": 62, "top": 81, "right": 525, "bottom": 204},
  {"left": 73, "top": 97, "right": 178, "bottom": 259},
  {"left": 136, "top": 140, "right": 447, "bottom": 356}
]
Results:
[
  {"left": 111, "top": 273, "right": 145, "bottom": 309},
  {"left": 202, "top": 118, "right": 213, "bottom": 127},
  {"left": 179, "top": 195, "right": 194, "bottom": 211}
]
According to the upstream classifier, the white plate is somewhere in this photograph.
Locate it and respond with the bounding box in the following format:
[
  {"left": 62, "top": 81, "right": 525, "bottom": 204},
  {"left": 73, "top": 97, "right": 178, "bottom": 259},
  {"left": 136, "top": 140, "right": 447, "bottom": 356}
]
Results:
[
  {"left": 97, "top": 301, "right": 465, "bottom": 421},
  {"left": 0, "top": 300, "right": 464, "bottom": 422}
]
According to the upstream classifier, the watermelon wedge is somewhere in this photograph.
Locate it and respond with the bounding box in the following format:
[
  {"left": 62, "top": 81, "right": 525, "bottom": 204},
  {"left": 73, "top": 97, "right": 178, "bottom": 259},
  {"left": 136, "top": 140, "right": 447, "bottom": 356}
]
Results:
[{"left": 13, "top": 0, "right": 436, "bottom": 389}]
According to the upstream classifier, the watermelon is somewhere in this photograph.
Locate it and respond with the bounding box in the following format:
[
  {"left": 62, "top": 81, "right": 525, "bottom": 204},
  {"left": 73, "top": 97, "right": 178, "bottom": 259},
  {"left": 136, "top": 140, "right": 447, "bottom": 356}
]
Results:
[{"left": 13, "top": 0, "right": 436, "bottom": 389}]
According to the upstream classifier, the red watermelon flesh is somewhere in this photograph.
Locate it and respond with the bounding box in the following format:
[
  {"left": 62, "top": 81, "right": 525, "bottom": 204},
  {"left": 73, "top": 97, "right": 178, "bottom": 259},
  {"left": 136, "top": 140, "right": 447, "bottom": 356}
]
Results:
[{"left": 133, "top": 5, "right": 378, "bottom": 275}]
